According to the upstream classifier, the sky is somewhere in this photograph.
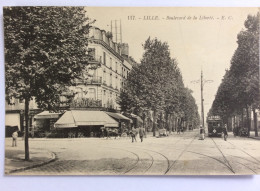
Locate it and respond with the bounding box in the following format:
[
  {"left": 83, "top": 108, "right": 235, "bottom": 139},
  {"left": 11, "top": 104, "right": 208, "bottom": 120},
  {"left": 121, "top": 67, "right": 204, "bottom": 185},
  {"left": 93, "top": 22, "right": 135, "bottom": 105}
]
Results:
[{"left": 86, "top": 7, "right": 259, "bottom": 120}]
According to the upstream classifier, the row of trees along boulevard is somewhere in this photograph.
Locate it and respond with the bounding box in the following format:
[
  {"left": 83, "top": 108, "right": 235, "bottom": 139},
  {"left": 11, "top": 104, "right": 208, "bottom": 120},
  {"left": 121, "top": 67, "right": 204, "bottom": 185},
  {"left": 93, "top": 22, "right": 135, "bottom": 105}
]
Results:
[
  {"left": 4, "top": 7, "right": 94, "bottom": 160},
  {"left": 117, "top": 37, "right": 200, "bottom": 136},
  {"left": 209, "top": 13, "right": 259, "bottom": 137}
]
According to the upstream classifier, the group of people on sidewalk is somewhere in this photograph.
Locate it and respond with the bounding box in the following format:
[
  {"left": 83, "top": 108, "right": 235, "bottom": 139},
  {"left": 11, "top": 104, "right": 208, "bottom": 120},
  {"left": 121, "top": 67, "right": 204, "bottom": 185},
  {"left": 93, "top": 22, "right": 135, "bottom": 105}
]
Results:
[
  {"left": 102, "top": 126, "right": 145, "bottom": 143},
  {"left": 129, "top": 126, "right": 145, "bottom": 143}
]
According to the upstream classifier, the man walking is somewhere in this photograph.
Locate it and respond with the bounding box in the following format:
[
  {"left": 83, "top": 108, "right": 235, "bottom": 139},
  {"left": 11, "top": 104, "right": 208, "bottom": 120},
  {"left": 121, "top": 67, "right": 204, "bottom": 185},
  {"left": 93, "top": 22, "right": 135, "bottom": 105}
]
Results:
[
  {"left": 12, "top": 130, "right": 18, "bottom": 147},
  {"left": 130, "top": 128, "right": 137, "bottom": 143},
  {"left": 223, "top": 124, "right": 228, "bottom": 141},
  {"left": 139, "top": 126, "right": 145, "bottom": 142},
  {"left": 106, "top": 128, "right": 111, "bottom": 139}
]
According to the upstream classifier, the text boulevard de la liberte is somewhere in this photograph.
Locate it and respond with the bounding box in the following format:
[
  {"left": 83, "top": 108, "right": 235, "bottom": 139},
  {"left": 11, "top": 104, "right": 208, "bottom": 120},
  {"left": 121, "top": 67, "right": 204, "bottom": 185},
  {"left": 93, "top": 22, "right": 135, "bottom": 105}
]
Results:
[{"left": 128, "top": 15, "right": 232, "bottom": 21}]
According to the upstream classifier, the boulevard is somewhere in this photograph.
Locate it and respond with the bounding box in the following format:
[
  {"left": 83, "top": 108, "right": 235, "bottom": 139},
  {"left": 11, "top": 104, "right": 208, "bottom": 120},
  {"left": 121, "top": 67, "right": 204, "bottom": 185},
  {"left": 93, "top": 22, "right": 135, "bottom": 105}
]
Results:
[{"left": 6, "top": 131, "right": 260, "bottom": 175}]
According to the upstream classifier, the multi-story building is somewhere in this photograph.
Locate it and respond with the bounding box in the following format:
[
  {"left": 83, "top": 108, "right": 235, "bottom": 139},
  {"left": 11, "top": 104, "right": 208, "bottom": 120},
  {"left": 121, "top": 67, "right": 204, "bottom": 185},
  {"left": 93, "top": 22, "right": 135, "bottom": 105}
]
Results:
[
  {"left": 5, "top": 26, "right": 134, "bottom": 137},
  {"left": 65, "top": 26, "right": 133, "bottom": 111}
]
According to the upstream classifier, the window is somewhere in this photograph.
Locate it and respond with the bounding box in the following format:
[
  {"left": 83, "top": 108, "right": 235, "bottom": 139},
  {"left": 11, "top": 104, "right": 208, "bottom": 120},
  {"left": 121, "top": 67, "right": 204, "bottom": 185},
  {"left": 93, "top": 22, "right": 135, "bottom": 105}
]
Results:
[
  {"left": 110, "top": 58, "right": 112, "bottom": 69},
  {"left": 116, "top": 62, "right": 118, "bottom": 72},
  {"left": 89, "top": 88, "right": 96, "bottom": 99},
  {"left": 110, "top": 73, "right": 112, "bottom": 86},
  {"left": 103, "top": 52, "right": 106, "bottom": 65},
  {"left": 103, "top": 69, "right": 106, "bottom": 83}
]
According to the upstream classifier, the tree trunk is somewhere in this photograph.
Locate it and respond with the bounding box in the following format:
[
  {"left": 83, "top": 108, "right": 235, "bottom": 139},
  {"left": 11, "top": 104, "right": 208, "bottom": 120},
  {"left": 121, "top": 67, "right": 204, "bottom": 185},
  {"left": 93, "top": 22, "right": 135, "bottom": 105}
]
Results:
[
  {"left": 176, "top": 118, "right": 178, "bottom": 131},
  {"left": 142, "top": 112, "right": 146, "bottom": 138},
  {"left": 169, "top": 114, "right": 173, "bottom": 133},
  {"left": 153, "top": 110, "right": 157, "bottom": 137},
  {"left": 246, "top": 105, "right": 251, "bottom": 137},
  {"left": 241, "top": 108, "right": 244, "bottom": 130},
  {"left": 24, "top": 98, "right": 30, "bottom": 161},
  {"left": 165, "top": 113, "right": 169, "bottom": 131},
  {"left": 253, "top": 108, "right": 258, "bottom": 137}
]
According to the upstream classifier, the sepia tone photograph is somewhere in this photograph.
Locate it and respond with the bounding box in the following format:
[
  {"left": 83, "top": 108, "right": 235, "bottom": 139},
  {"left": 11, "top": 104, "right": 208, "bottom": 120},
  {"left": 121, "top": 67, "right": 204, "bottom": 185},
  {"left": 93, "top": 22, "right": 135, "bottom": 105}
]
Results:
[{"left": 3, "top": 6, "right": 260, "bottom": 176}]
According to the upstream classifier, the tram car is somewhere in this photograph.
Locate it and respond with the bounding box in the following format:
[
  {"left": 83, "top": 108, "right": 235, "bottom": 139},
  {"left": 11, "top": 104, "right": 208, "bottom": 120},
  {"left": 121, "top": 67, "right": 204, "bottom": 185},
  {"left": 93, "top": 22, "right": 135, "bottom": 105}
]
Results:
[{"left": 207, "top": 116, "right": 222, "bottom": 137}]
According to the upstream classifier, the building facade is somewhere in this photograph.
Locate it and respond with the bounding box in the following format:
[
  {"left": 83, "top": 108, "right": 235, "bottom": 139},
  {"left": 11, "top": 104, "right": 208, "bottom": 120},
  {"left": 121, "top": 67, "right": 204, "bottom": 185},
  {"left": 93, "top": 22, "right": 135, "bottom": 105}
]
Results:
[
  {"left": 5, "top": 26, "right": 134, "bottom": 137},
  {"left": 65, "top": 26, "right": 133, "bottom": 111}
]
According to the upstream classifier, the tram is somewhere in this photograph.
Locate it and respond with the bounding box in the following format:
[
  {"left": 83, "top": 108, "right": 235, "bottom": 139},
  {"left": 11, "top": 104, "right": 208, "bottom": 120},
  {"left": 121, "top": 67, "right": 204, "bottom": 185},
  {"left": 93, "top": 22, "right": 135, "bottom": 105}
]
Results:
[{"left": 207, "top": 116, "right": 223, "bottom": 137}]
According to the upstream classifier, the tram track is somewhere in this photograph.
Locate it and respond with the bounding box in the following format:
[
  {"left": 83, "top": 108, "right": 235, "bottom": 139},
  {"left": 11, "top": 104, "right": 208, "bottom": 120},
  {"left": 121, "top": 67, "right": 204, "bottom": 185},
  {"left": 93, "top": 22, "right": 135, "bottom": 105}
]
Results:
[
  {"left": 123, "top": 136, "right": 185, "bottom": 174},
  {"left": 164, "top": 134, "right": 198, "bottom": 175},
  {"left": 142, "top": 148, "right": 170, "bottom": 174},
  {"left": 102, "top": 146, "right": 140, "bottom": 174},
  {"left": 227, "top": 141, "right": 260, "bottom": 164},
  {"left": 210, "top": 137, "right": 235, "bottom": 174}
]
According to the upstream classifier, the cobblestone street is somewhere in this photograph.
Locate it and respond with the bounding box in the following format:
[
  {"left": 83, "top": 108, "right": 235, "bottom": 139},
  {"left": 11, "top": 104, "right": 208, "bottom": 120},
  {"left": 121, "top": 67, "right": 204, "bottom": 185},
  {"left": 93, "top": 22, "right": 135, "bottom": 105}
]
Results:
[{"left": 6, "top": 131, "right": 260, "bottom": 175}]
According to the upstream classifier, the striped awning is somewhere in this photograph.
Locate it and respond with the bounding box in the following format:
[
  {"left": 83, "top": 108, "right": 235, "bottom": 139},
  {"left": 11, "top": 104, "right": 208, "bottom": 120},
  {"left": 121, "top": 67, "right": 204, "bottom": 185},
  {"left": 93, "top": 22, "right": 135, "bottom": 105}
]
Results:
[{"left": 54, "top": 110, "right": 118, "bottom": 128}]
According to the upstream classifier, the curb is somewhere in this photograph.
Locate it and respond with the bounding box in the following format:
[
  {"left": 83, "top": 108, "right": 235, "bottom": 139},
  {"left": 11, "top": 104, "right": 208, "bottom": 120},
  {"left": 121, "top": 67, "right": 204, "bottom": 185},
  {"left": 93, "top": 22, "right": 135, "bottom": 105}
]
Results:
[
  {"left": 6, "top": 151, "right": 57, "bottom": 175},
  {"left": 248, "top": 136, "right": 260, "bottom": 141}
]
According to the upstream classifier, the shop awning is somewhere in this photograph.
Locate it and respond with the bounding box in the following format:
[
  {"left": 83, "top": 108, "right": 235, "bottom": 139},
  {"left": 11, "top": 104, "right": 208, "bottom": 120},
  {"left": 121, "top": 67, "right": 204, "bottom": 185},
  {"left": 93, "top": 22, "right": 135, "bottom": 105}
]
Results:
[
  {"left": 34, "top": 111, "right": 60, "bottom": 119},
  {"left": 106, "top": 112, "right": 132, "bottom": 122},
  {"left": 54, "top": 110, "right": 118, "bottom": 128},
  {"left": 72, "top": 110, "right": 118, "bottom": 127},
  {"left": 6, "top": 113, "right": 20, "bottom": 130},
  {"left": 131, "top": 114, "right": 143, "bottom": 123},
  {"left": 54, "top": 111, "right": 77, "bottom": 128}
]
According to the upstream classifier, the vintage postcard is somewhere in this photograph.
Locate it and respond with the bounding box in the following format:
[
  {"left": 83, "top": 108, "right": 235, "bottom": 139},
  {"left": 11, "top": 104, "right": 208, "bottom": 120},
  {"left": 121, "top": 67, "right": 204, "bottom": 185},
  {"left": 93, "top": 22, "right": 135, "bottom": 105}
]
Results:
[{"left": 4, "top": 7, "right": 260, "bottom": 175}]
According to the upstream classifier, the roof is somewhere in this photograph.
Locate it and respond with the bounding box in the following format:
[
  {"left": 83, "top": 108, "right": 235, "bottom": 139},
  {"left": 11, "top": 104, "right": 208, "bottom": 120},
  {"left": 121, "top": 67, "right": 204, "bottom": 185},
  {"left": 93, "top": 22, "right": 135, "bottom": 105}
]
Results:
[
  {"left": 34, "top": 111, "right": 60, "bottom": 119},
  {"left": 106, "top": 112, "right": 133, "bottom": 122},
  {"left": 130, "top": 114, "right": 143, "bottom": 123},
  {"left": 54, "top": 110, "right": 118, "bottom": 128},
  {"left": 54, "top": 111, "right": 77, "bottom": 128}
]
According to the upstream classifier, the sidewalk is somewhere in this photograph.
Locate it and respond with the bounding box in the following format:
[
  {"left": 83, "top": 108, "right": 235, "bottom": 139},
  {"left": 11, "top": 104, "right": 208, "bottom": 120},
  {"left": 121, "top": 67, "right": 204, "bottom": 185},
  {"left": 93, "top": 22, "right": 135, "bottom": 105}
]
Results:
[
  {"left": 248, "top": 131, "right": 260, "bottom": 140},
  {"left": 5, "top": 138, "right": 56, "bottom": 175}
]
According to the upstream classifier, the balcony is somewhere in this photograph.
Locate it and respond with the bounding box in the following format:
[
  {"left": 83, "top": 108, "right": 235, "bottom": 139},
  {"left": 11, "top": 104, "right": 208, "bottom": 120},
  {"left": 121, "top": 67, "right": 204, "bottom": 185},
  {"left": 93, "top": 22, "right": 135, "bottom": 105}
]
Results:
[
  {"left": 70, "top": 98, "right": 102, "bottom": 108},
  {"left": 85, "top": 77, "right": 102, "bottom": 85}
]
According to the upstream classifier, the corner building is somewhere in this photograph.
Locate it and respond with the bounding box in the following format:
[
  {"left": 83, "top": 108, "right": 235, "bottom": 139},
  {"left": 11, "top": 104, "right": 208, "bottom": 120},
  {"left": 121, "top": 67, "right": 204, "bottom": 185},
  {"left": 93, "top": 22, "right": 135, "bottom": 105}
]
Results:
[{"left": 67, "top": 26, "right": 132, "bottom": 111}]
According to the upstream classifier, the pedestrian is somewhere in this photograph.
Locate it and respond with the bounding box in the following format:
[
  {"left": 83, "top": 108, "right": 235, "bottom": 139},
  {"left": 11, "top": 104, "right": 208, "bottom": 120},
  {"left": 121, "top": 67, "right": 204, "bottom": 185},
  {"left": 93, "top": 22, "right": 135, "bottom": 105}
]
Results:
[
  {"left": 100, "top": 127, "right": 105, "bottom": 138},
  {"left": 223, "top": 124, "right": 228, "bottom": 141},
  {"left": 12, "top": 130, "right": 18, "bottom": 147},
  {"left": 139, "top": 126, "right": 145, "bottom": 142},
  {"left": 129, "top": 128, "right": 137, "bottom": 143},
  {"left": 177, "top": 127, "right": 180, "bottom": 134},
  {"left": 199, "top": 125, "right": 205, "bottom": 140},
  {"left": 114, "top": 129, "right": 119, "bottom": 139},
  {"left": 233, "top": 126, "right": 237, "bottom": 137},
  {"left": 106, "top": 128, "right": 111, "bottom": 139}
]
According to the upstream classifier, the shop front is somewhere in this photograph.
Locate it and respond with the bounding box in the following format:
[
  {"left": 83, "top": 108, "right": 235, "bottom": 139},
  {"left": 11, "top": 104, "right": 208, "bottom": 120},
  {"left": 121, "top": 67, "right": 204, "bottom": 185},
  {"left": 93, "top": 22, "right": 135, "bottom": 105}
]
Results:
[{"left": 54, "top": 110, "right": 118, "bottom": 138}]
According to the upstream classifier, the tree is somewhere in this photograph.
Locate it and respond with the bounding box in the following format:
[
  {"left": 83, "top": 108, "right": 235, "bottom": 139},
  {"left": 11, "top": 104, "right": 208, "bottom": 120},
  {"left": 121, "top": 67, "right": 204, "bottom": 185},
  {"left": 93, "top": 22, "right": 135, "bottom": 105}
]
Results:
[
  {"left": 118, "top": 37, "right": 199, "bottom": 136},
  {"left": 210, "top": 13, "right": 259, "bottom": 136},
  {"left": 4, "top": 7, "right": 92, "bottom": 160}
]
